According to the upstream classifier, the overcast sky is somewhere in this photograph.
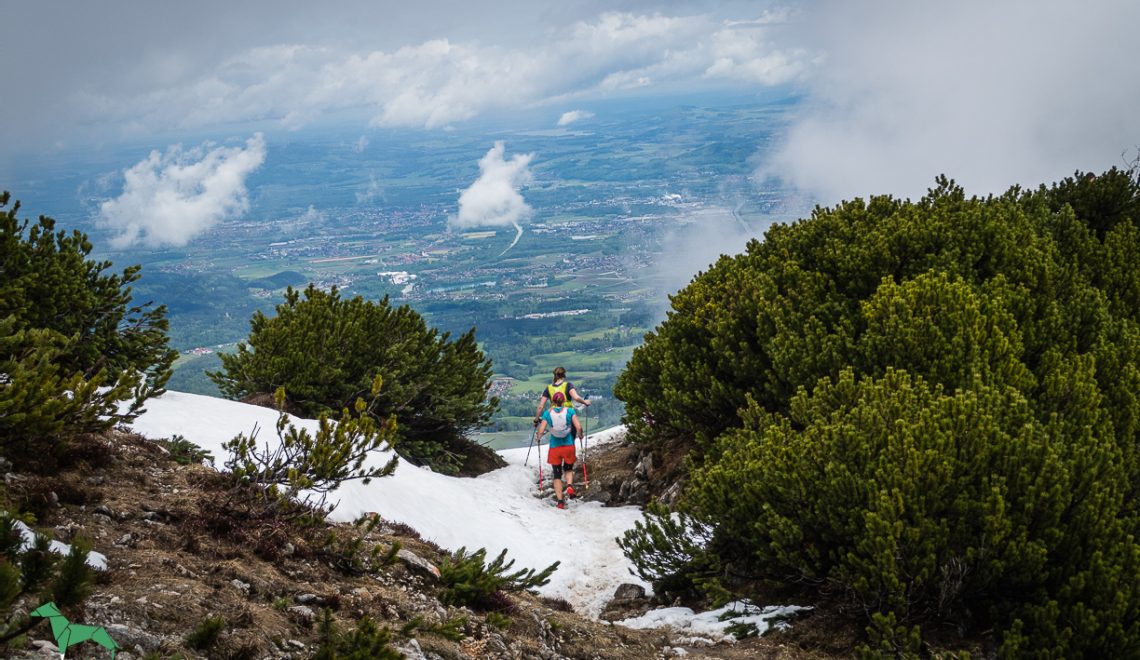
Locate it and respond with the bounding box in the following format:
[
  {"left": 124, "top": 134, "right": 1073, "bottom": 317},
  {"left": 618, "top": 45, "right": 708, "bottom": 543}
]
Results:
[{"left": 3, "top": 0, "right": 1138, "bottom": 211}]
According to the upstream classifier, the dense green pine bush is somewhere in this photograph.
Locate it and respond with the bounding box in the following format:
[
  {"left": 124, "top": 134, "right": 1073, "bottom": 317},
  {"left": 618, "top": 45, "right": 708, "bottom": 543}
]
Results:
[
  {"left": 0, "top": 193, "right": 174, "bottom": 647},
  {"left": 617, "top": 168, "right": 1140, "bottom": 655},
  {"left": 209, "top": 284, "right": 498, "bottom": 473},
  {"left": 0, "top": 192, "right": 176, "bottom": 464}
]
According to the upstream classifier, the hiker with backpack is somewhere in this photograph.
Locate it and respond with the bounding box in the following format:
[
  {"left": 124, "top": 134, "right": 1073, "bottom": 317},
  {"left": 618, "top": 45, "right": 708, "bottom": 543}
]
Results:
[
  {"left": 533, "top": 366, "right": 590, "bottom": 425},
  {"left": 535, "top": 390, "right": 584, "bottom": 509}
]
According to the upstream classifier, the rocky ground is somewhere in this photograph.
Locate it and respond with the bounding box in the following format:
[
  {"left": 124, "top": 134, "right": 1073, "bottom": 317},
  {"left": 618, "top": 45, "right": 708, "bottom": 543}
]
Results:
[
  {"left": 2, "top": 430, "right": 851, "bottom": 659},
  {"left": 575, "top": 434, "right": 693, "bottom": 508}
]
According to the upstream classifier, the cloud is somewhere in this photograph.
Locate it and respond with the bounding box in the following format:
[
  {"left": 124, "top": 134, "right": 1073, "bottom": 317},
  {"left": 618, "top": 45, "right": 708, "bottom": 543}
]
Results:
[
  {"left": 557, "top": 110, "right": 594, "bottom": 127},
  {"left": 1, "top": 7, "right": 812, "bottom": 155},
  {"left": 453, "top": 141, "right": 534, "bottom": 232},
  {"left": 298, "top": 205, "right": 325, "bottom": 224},
  {"left": 355, "top": 175, "right": 384, "bottom": 205},
  {"left": 703, "top": 21, "right": 811, "bottom": 85},
  {"left": 759, "top": 0, "right": 1140, "bottom": 205},
  {"left": 647, "top": 204, "right": 774, "bottom": 322},
  {"left": 97, "top": 133, "right": 266, "bottom": 248}
]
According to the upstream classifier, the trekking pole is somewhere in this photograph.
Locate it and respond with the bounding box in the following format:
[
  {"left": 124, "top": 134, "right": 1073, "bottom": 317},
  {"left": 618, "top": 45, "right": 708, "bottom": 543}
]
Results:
[
  {"left": 582, "top": 404, "right": 590, "bottom": 490},
  {"left": 536, "top": 431, "right": 545, "bottom": 494},
  {"left": 524, "top": 425, "right": 538, "bottom": 466},
  {"left": 583, "top": 405, "right": 592, "bottom": 487}
]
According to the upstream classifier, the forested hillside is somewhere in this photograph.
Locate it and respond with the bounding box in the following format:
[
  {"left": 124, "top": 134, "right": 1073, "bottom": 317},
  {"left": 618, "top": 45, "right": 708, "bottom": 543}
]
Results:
[{"left": 617, "top": 166, "right": 1140, "bottom": 656}]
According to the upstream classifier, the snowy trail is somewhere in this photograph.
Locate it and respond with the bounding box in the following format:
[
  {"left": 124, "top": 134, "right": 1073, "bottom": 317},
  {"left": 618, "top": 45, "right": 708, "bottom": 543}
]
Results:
[{"left": 127, "top": 391, "right": 649, "bottom": 617}]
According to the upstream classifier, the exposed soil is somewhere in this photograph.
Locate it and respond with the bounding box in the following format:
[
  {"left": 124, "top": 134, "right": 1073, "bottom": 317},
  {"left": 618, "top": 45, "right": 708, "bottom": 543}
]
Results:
[{"left": 3, "top": 431, "right": 852, "bottom": 659}]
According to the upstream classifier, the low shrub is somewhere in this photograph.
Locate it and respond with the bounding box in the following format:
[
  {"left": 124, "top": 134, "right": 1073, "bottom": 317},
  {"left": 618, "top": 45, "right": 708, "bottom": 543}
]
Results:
[{"left": 438, "top": 546, "right": 558, "bottom": 612}]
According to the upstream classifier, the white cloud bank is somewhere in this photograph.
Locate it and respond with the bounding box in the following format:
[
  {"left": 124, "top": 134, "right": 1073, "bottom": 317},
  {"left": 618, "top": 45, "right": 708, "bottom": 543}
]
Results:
[
  {"left": 760, "top": 0, "right": 1140, "bottom": 205},
  {"left": 558, "top": 110, "right": 594, "bottom": 127},
  {"left": 12, "top": 9, "right": 809, "bottom": 151},
  {"left": 704, "top": 10, "right": 812, "bottom": 85},
  {"left": 98, "top": 134, "right": 266, "bottom": 248}
]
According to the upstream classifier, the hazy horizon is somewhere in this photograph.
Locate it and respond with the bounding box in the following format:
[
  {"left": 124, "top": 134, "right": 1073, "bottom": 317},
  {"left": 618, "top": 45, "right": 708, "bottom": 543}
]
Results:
[{"left": 4, "top": 0, "right": 1138, "bottom": 226}]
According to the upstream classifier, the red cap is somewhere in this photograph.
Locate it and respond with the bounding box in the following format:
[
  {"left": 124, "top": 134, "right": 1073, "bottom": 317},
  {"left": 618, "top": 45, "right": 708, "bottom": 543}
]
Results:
[{"left": 552, "top": 391, "right": 565, "bottom": 404}]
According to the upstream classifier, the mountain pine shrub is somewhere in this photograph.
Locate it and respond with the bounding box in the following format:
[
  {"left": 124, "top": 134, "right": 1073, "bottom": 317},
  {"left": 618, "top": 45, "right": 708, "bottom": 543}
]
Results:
[
  {"left": 438, "top": 546, "right": 559, "bottom": 611},
  {"left": 222, "top": 382, "right": 399, "bottom": 525},
  {"left": 616, "top": 500, "right": 726, "bottom": 605},
  {"left": 0, "top": 321, "right": 122, "bottom": 461},
  {"left": 0, "top": 192, "right": 176, "bottom": 465},
  {"left": 157, "top": 434, "right": 215, "bottom": 466},
  {"left": 617, "top": 168, "right": 1140, "bottom": 655},
  {"left": 210, "top": 284, "right": 497, "bottom": 473}
]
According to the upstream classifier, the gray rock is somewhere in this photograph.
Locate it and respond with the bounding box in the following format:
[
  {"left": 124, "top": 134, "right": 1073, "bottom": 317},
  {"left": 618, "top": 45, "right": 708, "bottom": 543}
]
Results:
[
  {"left": 660, "top": 480, "right": 684, "bottom": 506},
  {"left": 613, "top": 583, "right": 646, "bottom": 601},
  {"left": 634, "top": 454, "right": 653, "bottom": 480},
  {"left": 105, "top": 623, "right": 163, "bottom": 653},
  {"left": 626, "top": 483, "right": 650, "bottom": 506},
  {"left": 395, "top": 638, "right": 428, "bottom": 659},
  {"left": 484, "top": 632, "right": 509, "bottom": 655},
  {"left": 397, "top": 548, "right": 441, "bottom": 579},
  {"left": 530, "top": 611, "right": 560, "bottom": 656},
  {"left": 601, "top": 582, "right": 653, "bottom": 622},
  {"left": 288, "top": 605, "right": 316, "bottom": 623},
  {"left": 31, "top": 639, "right": 59, "bottom": 654}
]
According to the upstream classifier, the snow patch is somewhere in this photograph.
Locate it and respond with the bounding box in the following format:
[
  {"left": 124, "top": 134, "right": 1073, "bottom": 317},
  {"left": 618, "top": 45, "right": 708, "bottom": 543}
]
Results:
[
  {"left": 619, "top": 600, "right": 811, "bottom": 642},
  {"left": 124, "top": 391, "right": 804, "bottom": 634},
  {"left": 15, "top": 521, "right": 108, "bottom": 571},
  {"left": 125, "top": 391, "right": 646, "bottom": 617}
]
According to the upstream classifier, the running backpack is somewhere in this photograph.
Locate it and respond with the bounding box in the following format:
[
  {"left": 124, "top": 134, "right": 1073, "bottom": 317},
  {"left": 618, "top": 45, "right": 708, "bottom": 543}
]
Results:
[
  {"left": 548, "top": 408, "right": 571, "bottom": 438},
  {"left": 546, "top": 382, "right": 572, "bottom": 408}
]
